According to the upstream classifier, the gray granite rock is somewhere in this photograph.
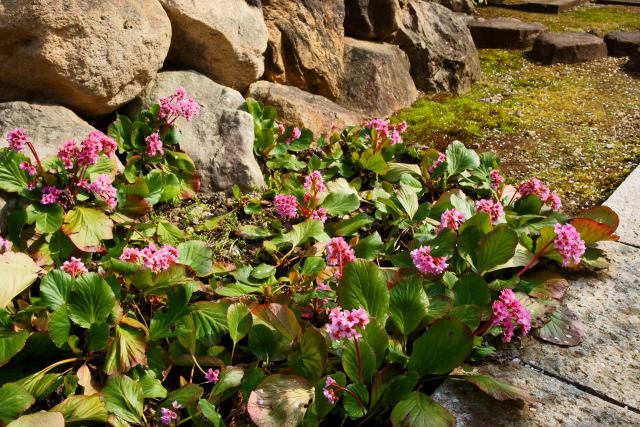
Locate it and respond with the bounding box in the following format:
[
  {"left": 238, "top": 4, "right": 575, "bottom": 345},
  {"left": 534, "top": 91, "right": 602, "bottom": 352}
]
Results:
[
  {"left": 604, "top": 166, "right": 640, "bottom": 246},
  {"left": 530, "top": 32, "right": 607, "bottom": 65}
]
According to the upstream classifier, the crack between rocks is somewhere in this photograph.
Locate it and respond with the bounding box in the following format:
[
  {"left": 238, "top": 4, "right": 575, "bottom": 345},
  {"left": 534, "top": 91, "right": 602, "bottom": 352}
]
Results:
[
  {"left": 615, "top": 240, "right": 640, "bottom": 250},
  {"left": 521, "top": 361, "right": 640, "bottom": 415}
]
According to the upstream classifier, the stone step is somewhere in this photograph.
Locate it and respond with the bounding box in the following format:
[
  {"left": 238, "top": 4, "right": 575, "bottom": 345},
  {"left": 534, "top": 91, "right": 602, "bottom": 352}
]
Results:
[
  {"left": 604, "top": 165, "right": 640, "bottom": 246},
  {"left": 487, "top": 0, "right": 590, "bottom": 14},
  {"left": 467, "top": 17, "right": 548, "bottom": 49},
  {"left": 605, "top": 31, "right": 640, "bottom": 57},
  {"left": 530, "top": 32, "right": 608, "bottom": 64},
  {"left": 595, "top": 0, "right": 640, "bottom": 5}
]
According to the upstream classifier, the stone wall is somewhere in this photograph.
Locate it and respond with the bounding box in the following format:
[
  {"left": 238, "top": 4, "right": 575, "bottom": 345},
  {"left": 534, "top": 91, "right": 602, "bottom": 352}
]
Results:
[{"left": 0, "top": 0, "right": 480, "bottom": 192}]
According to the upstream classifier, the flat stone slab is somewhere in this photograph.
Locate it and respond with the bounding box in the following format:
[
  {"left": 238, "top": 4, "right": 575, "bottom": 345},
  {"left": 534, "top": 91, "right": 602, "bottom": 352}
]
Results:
[
  {"left": 432, "top": 363, "right": 640, "bottom": 426},
  {"left": 604, "top": 31, "right": 640, "bottom": 57},
  {"left": 487, "top": 0, "right": 590, "bottom": 13},
  {"left": 629, "top": 47, "right": 640, "bottom": 73},
  {"left": 520, "top": 241, "right": 640, "bottom": 408},
  {"left": 530, "top": 32, "right": 608, "bottom": 64},
  {"left": 604, "top": 165, "right": 640, "bottom": 246},
  {"left": 467, "top": 17, "right": 548, "bottom": 49},
  {"left": 596, "top": 0, "right": 640, "bottom": 5}
]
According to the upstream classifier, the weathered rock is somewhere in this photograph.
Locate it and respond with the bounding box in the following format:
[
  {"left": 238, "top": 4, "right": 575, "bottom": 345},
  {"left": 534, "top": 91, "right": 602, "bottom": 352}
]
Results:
[
  {"left": 432, "top": 363, "right": 640, "bottom": 426},
  {"left": 0, "top": 102, "right": 97, "bottom": 160},
  {"left": 344, "top": 0, "right": 403, "bottom": 39},
  {"left": 604, "top": 164, "right": 640, "bottom": 245},
  {"left": 261, "top": 0, "right": 345, "bottom": 100},
  {"left": 487, "top": 0, "right": 589, "bottom": 13},
  {"left": 391, "top": 1, "right": 481, "bottom": 93},
  {"left": 467, "top": 17, "right": 548, "bottom": 49},
  {"left": 246, "top": 81, "right": 363, "bottom": 136},
  {"left": 134, "top": 71, "right": 264, "bottom": 193},
  {"left": 530, "top": 32, "right": 608, "bottom": 65},
  {"left": 627, "top": 47, "right": 640, "bottom": 73},
  {"left": 337, "top": 38, "right": 418, "bottom": 117},
  {"left": 604, "top": 31, "right": 640, "bottom": 57},
  {"left": 159, "top": 0, "right": 268, "bottom": 92},
  {"left": 429, "top": 0, "right": 477, "bottom": 14},
  {"left": 0, "top": 0, "right": 171, "bottom": 116}
]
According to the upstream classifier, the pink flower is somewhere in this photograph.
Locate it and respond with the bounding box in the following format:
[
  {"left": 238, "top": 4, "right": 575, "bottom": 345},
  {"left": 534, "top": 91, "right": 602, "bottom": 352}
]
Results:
[
  {"left": 27, "top": 180, "right": 38, "bottom": 190},
  {"left": 389, "top": 121, "right": 407, "bottom": 145},
  {"left": 304, "top": 171, "right": 327, "bottom": 194},
  {"left": 205, "top": 368, "right": 220, "bottom": 384},
  {"left": 366, "top": 118, "right": 390, "bottom": 138},
  {"left": 326, "top": 307, "right": 370, "bottom": 341},
  {"left": 6, "top": 128, "right": 29, "bottom": 151},
  {"left": 428, "top": 152, "right": 446, "bottom": 174},
  {"left": 554, "top": 223, "right": 586, "bottom": 267},
  {"left": 61, "top": 257, "right": 88, "bottom": 278},
  {"left": 439, "top": 208, "right": 465, "bottom": 232},
  {"left": 0, "top": 236, "right": 10, "bottom": 253},
  {"left": 120, "top": 243, "right": 179, "bottom": 273},
  {"left": 58, "top": 140, "right": 79, "bottom": 170},
  {"left": 158, "top": 87, "right": 200, "bottom": 125},
  {"left": 144, "top": 132, "right": 164, "bottom": 157},
  {"left": 277, "top": 122, "right": 286, "bottom": 135},
  {"left": 490, "top": 169, "right": 504, "bottom": 190},
  {"left": 310, "top": 208, "right": 328, "bottom": 223},
  {"left": 284, "top": 127, "right": 302, "bottom": 145},
  {"left": 159, "top": 407, "right": 178, "bottom": 425},
  {"left": 19, "top": 161, "right": 36, "bottom": 176},
  {"left": 120, "top": 247, "right": 142, "bottom": 263},
  {"left": 88, "top": 174, "right": 117, "bottom": 210},
  {"left": 325, "top": 237, "right": 355, "bottom": 279},
  {"left": 410, "top": 245, "right": 447, "bottom": 275},
  {"left": 491, "top": 289, "right": 531, "bottom": 343},
  {"left": 518, "top": 178, "right": 562, "bottom": 211},
  {"left": 274, "top": 194, "right": 298, "bottom": 219},
  {"left": 40, "top": 186, "right": 61, "bottom": 205},
  {"left": 475, "top": 199, "right": 504, "bottom": 224},
  {"left": 548, "top": 192, "right": 562, "bottom": 211},
  {"left": 323, "top": 377, "right": 339, "bottom": 404}
]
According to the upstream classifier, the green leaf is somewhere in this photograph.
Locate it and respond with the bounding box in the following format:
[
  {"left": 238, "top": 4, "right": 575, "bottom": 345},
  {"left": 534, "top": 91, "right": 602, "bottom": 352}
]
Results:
[
  {"left": 162, "top": 384, "right": 203, "bottom": 408},
  {"left": 49, "top": 306, "right": 71, "bottom": 348},
  {"left": 513, "top": 194, "right": 542, "bottom": 215},
  {"left": 301, "top": 257, "right": 325, "bottom": 277},
  {"left": 40, "top": 270, "right": 74, "bottom": 310},
  {"left": 343, "top": 383, "right": 368, "bottom": 419},
  {"left": 16, "top": 371, "right": 63, "bottom": 400},
  {"left": 451, "top": 374, "right": 532, "bottom": 403},
  {"left": 62, "top": 207, "right": 113, "bottom": 252},
  {"left": 87, "top": 322, "right": 109, "bottom": 352},
  {"left": 286, "top": 219, "right": 327, "bottom": 247},
  {"left": 390, "top": 277, "right": 429, "bottom": 336},
  {"left": 251, "top": 264, "right": 276, "bottom": 280},
  {"left": 51, "top": 395, "right": 108, "bottom": 424},
  {"left": 396, "top": 185, "right": 419, "bottom": 219},
  {"left": 103, "top": 318, "right": 147, "bottom": 375},
  {"left": 452, "top": 273, "right": 491, "bottom": 306},
  {"left": 449, "top": 305, "right": 483, "bottom": 330},
  {"left": 177, "top": 240, "right": 213, "bottom": 276},
  {"left": 475, "top": 226, "right": 518, "bottom": 274},
  {"left": 156, "top": 220, "right": 186, "bottom": 245},
  {"left": 68, "top": 273, "right": 116, "bottom": 328},
  {"left": 408, "top": 319, "right": 473, "bottom": 376},
  {"left": 247, "top": 375, "right": 314, "bottom": 427},
  {"left": 185, "top": 301, "right": 230, "bottom": 343},
  {"left": 360, "top": 150, "right": 388, "bottom": 175},
  {"left": 252, "top": 304, "right": 301, "bottom": 341},
  {"left": 332, "top": 213, "right": 374, "bottom": 236},
  {"left": 288, "top": 327, "right": 327, "bottom": 383},
  {"left": 446, "top": 141, "right": 480, "bottom": 176},
  {"left": 354, "top": 232, "right": 383, "bottom": 260},
  {"left": 0, "top": 149, "right": 30, "bottom": 193},
  {"left": 576, "top": 205, "right": 619, "bottom": 231},
  {"left": 0, "top": 383, "right": 34, "bottom": 421},
  {"left": 0, "top": 330, "right": 29, "bottom": 367},
  {"left": 198, "top": 399, "right": 224, "bottom": 427},
  {"left": 0, "top": 252, "right": 41, "bottom": 308},
  {"left": 570, "top": 218, "right": 618, "bottom": 245},
  {"left": 343, "top": 338, "right": 376, "bottom": 385},
  {"left": 103, "top": 376, "right": 144, "bottom": 424},
  {"left": 338, "top": 260, "right": 390, "bottom": 321},
  {"left": 26, "top": 203, "right": 64, "bottom": 234},
  {"left": 7, "top": 412, "right": 65, "bottom": 427},
  {"left": 139, "top": 371, "right": 167, "bottom": 399},
  {"left": 227, "top": 303, "right": 253, "bottom": 348},
  {"left": 390, "top": 391, "right": 454, "bottom": 427},
  {"left": 534, "top": 307, "right": 585, "bottom": 346},
  {"left": 322, "top": 192, "right": 360, "bottom": 216}
]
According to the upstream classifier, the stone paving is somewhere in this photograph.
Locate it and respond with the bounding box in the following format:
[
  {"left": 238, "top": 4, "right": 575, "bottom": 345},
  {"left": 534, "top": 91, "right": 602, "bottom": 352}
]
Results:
[
  {"left": 487, "top": 0, "right": 590, "bottom": 13},
  {"left": 432, "top": 167, "right": 640, "bottom": 425}
]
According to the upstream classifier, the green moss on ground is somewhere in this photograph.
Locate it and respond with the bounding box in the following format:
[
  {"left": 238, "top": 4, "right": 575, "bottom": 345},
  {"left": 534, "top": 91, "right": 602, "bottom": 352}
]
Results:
[
  {"left": 478, "top": 4, "right": 640, "bottom": 33},
  {"left": 394, "top": 43, "right": 640, "bottom": 213}
]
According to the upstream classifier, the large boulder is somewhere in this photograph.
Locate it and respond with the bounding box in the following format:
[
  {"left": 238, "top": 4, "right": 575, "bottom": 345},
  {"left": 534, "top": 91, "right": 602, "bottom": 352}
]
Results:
[
  {"left": 0, "top": 1, "right": 171, "bottom": 116},
  {"left": 627, "top": 47, "right": 640, "bottom": 73},
  {"left": 531, "top": 32, "right": 607, "bottom": 65},
  {"left": 344, "top": 0, "right": 402, "bottom": 40},
  {"left": 159, "top": 0, "right": 268, "bottom": 92},
  {"left": 337, "top": 38, "right": 418, "bottom": 117},
  {"left": 428, "top": 0, "right": 476, "bottom": 14},
  {"left": 246, "top": 81, "right": 363, "bottom": 136},
  {"left": 133, "top": 71, "right": 264, "bottom": 193},
  {"left": 261, "top": 0, "right": 345, "bottom": 100},
  {"left": 391, "top": 1, "right": 481, "bottom": 93},
  {"left": 604, "top": 31, "right": 640, "bottom": 57}
]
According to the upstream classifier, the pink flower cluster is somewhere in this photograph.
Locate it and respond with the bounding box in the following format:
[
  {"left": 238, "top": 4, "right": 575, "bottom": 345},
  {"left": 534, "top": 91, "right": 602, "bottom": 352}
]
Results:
[
  {"left": 0, "top": 235, "right": 10, "bottom": 253},
  {"left": 325, "top": 237, "right": 356, "bottom": 279},
  {"left": 58, "top": 131, "right": 117, "bottom": 170},
  {"left": 410, "top": 245, "right": 448, "bottom": 275},
  {"left": 439, "top": 208, "right": 465, "bottom": 232},
  {"left": 475, "top": 199, "right": 504, "bottom": 224},
  {"left": 553, "top": 223, "right": 586, "bottom": 267},
  {"left": 323, "top": 377, "right": 339, "bottom": 404},
  {"left": 19, "top": 161, "right": 36, "bottom": 176},
  {"left": 120, "top": 243, "right": 179, "bottom": 273},
  {"left": 304, "top": 171, "right": 327, "bottom": 194},
  {"left": 518, "top": 178, "right": 561, "bottom": 210},
  {"left": 273, "top": 172, "right": 329, "bottom": 223},
  {"left": 490, "top": 169, "right": 504, "bottom": 190},
  {"left": 88, "top": 174, "right": 117, "bottom": 210},
  {"left": 491, "top": 289, "right": 531, "bottom": 343},
  {"left": 326, "top": 307, "right": 370, "bottom": 341},
  {"left": 205, "top": 368, "right": 220, "bottom": 384},
  {"left": 159, "top": 401, "right": 181, "bottom": 425},
  {"left": 429, "top": 152, "right": 447, "bottom": 174},
  {"left": 145, "top": 132, "right": 164, "bottom": 157},
  {"left": 61, "top": 257, "right": 89, "bottom": 278},
  {"left": 274, "top": 194, "right": 298, "bottom": 219},
  {"left": 6, "top": 128, "right": 29, "bottom": 151},
  {"left": 158, "top": 87, "right": 200, "bottom": 125},
  {"left": 284, "top": 127, "right": 302, "bottom": 145},
  {"left": 40, "top": 186, "right": 62, "bottom": 205},
  {"left": 365, "top": 118, "right": 407, "bottom": 145}
]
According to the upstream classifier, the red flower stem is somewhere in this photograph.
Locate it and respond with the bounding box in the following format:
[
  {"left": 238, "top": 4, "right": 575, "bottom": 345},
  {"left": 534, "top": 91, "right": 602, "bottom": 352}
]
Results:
[
  {"left": 354, "top": 337, "right": 363, "bottom": 384},
  {"left": 516, "top": 239, "right": 554, "bottom": 278},
  {"left": 333, "top": 384, "right": 366, "bottom": 416},
  {"left": 26, "top": 141, "right": 46, "bottom": 177},
  {"left": 472, "top": 315, "right": 494, "bottom": 337}
]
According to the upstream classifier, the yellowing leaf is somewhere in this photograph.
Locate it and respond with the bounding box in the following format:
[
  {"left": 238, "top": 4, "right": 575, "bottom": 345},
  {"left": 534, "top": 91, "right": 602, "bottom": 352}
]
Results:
[{"left": 0, "top": 252, "right": 42, "bottom": 308}]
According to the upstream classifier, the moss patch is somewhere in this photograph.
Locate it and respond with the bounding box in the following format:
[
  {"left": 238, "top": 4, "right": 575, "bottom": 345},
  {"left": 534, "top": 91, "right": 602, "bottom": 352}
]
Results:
[{"left": 394, "top": 46, "right": 640, "bottom": 213}]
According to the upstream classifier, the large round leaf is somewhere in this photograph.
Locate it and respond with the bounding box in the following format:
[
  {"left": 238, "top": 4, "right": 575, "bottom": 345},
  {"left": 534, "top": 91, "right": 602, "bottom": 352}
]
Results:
[
  {"left": 68, "top": 273, "right": 116, "bottom": 328},
  {"left": 390, "top": 391, "right": 454, "bottom": 427},
  {"left": 247, "top": 375, "right": 314, "bottom": 427},
  {"left": 7, "top": 411, "right": 64, "bottom": 427},
  {"left": 40, "top": 270, "right": 74, "bottom": 310},
  {"left": 390, "top": 277, "right": 429, "bottom": 336},
  {"left": 103, "top": 376, "right": 144, "bottom": 424},
  {"left": 337, "top": 259, "right": 390, "bottom": 321},
  {"left": 62, "top": 207, "right": 113, "bottom": 252},
  {"left": 0, "top": 383, "right": 34, "bottom": 421},
  {"left": 408, "top": 319, "right": 473, "bottom": 376},
  {"left": 287, "top": 327, "right": 327, "bottom": 383},
  {"left": 475, "top": 226, "right": 518, "bottom": 274},
  {"left": 51, "top": 395, "right": 108, "bottom": 424},
  {"left": 0, "top": 330, "right": 28, "bottom": 368},
  {"left": 0, "top": 252, "right": 42, "bottom": 308}
]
